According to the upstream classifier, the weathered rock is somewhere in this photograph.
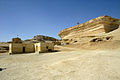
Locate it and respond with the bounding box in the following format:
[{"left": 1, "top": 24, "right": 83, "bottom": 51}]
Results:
[
  {"left": 23, "top": 35, "right": 61, "bottom": 45},
  {"left": 33, "top": 35, "right": 58, "bottom": 41},
  {"left": 90, "top": 36, "right": 113, "bottom": 43},
  {"left": 58, "top": 16, "right": 120, "bottom": 44},
  {"left": 0, "top": 42, "right": 9, "bottom": 53}
]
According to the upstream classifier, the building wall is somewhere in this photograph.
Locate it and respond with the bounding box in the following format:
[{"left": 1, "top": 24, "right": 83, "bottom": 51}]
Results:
[
  {"left": 9, "top": 43, "right": 23, "bottom": 54},
  {"left": 34, "top": 43, "right": 41, "bottom": 53},
  {"left": 9, "top": 42, "right": 54, "bottom": 54},
  {"left": 9, "top": 43, "right": 35, "bottom": 54},
  {"left": 12, "top": 38, "right": 22, "bottom": 43},
  {"left": 35, "top": 42, "right": 54, "bottom": 53},
  {"left": 46, "top": 43, "right": 54, "bottom": 51},
  {"left": 24, "top": 44, "right": 35, "bottom": 53},
  {"left": 40, "top": 42, "right": 48, "bottom": 52}
]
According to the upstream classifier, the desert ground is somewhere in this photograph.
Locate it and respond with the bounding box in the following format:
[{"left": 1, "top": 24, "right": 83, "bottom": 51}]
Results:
[{"left": 0, "top": 46, "right": 120, "bottom": 80}]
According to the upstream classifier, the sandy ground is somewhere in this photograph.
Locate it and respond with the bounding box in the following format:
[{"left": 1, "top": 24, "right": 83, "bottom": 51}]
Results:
[{"left": 0, "top": 46, "right": 120, "bottom": 80}]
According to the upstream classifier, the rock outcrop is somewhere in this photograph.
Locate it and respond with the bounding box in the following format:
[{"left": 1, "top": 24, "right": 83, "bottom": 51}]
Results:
[
  {"left": 23, "top": 35, "right": 61, "bottom": 45},
  {"left": 0, "top": 42, "right": 9, "bottom": 53},
  {"left": 58, "top": 16, "right": 120, "bottom": 44},
  {"left": 32, "top": 35, "right": 58, "bottom": 42}
]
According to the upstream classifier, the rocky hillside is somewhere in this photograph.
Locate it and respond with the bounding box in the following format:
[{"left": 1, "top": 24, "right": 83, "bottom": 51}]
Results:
[
  {"left": 0, "top": 42, "right": 9, "bottom": 53},
  {"left": 58, "top": 16, "right": 120, "bottom": 45},
  {"left": 24, "top": 35, "right": 59, "bottom": 43}
]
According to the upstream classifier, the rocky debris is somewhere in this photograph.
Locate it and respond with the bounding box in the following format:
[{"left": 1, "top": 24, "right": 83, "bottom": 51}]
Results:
[{"left": 0, "top": 42, "right": 9, "bottom": 53}]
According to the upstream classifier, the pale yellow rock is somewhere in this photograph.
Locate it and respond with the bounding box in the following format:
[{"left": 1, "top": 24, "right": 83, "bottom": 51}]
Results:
[{"left": 58, "top": 16, "right": 120, "bottom": 44}]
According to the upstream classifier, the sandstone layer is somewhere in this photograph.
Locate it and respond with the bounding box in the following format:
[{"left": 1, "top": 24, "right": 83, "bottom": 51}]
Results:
[{"left": 58, "top": 16, "right": 120, "bottom": 44}]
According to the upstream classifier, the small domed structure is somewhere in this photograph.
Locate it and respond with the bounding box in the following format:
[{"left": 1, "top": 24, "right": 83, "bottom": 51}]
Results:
[{"left": 12, "top": 37, "right": 22, "bottom": 43}]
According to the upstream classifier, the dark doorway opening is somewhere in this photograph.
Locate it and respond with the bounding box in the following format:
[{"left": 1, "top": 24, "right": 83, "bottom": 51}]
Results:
[
  {"left": 23, "top": 47, "right": 25, "bottom": 53},
  {"left": 48, "top": 49, "right": 52, "bottom": 52},
  {"left": 46, "top": 46, "right": 48, "bottom": 49}
]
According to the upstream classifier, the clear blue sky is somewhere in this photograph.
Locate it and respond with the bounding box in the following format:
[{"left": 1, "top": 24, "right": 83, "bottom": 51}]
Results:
[{"left": 0, "top": 0, "right": 120, "bottom": 42}]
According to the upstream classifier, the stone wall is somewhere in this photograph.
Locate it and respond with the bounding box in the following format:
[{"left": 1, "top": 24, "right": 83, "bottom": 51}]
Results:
[
  {"left": 23, "top": 44, "right": 35, "bottom": 53},
  {"left": 9, "top": 43, "right": 23, "bottom": 54},
  {"left": 9, "top": 43, "right": 35, "bottom": 54},
  {"left": 35, "top": 42, "right": 54, "bottom": 53}
]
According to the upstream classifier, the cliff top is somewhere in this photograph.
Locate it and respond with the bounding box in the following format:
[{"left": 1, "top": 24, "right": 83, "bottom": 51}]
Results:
[{"left": 58, "top": 16, "right": 120, "bottom": 37}]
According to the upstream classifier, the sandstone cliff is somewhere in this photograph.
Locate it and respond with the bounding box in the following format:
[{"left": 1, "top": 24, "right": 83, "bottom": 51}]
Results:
[{"left": 58, "top": 16, "right": 120, "bottom": 45}]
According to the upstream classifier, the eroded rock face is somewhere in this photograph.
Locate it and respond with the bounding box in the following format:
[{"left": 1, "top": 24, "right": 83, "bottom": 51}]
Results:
[
  {"left": 90, "top": 36, "right": 113, "bottom": 43},
  {"left": 0, "top": 42, "right": 9, "bottom": 53},
  {"left": 23, "top": 35, "right": 61, "bottom": 45},
  {"left": 33, "top": 35, "right": 58, "bottom": 42},
  {"left": 58, "top": 16, "right": 120, "bottom": 44}
]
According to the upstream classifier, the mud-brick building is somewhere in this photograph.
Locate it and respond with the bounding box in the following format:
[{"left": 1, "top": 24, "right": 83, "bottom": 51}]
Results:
[
  {"left": 9, "top": 38, "right": 54, "bottom": 54},
  {"left": 9, "top": 43, "right": 35, "bottom": 54},
  {"left": 35, "top": 42, "right": 54, "bottom": 53}
]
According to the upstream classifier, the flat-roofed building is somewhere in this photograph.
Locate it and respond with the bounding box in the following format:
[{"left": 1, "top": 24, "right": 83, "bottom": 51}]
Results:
[
  {"left": 35, "top": 42, "right": 54, "bottom": 53},
  {"left": 9, "top": 38, "right": 54, "bottom": 54}
]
